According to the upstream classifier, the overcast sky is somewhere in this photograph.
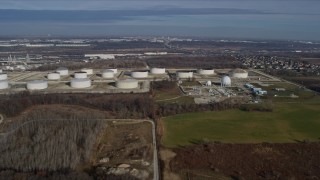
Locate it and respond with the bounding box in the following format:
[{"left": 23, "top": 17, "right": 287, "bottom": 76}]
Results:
[
  {"left": 0, "top": 0, "right": 319, "bottom": 13},
  {"left": 0, "top": 0, "right": 320, "bottom": 40}
]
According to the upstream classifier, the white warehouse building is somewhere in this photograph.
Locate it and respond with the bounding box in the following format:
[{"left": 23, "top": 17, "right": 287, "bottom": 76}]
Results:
[
  {"left": 116, "top": 79, "right": 139, "bottom": 89},
  {"left": 27, "top": 80, "right": 48, "bottom": 90}
]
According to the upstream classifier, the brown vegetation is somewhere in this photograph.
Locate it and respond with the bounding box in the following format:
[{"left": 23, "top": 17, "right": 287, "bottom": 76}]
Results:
[
  {"left": 0, "top": 112, "right": 105, "bottom": 172},
  {"left": 0, "top": 93, "right": 155, "bottom": 119},
  {"left": 34, "top": 59, "right": 146, "bottom": 71},
  {"left": 146, "top": 56, "right": 242, "bottom": 69},
  {"left": 170, "top": 142, "right": 320, "bottom": 179},
  {"left": 239, "top": 102, "right": 273, "bottom": 112}
]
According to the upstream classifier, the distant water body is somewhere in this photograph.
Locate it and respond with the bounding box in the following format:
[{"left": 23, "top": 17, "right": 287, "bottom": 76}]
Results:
[{"left": 0, "top": 8, "right": 319, "bottom": 41}]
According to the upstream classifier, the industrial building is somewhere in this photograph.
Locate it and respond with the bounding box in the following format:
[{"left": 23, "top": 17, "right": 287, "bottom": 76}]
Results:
[{"left": 245, "top": 83, "right": 254, "bottom": 89}]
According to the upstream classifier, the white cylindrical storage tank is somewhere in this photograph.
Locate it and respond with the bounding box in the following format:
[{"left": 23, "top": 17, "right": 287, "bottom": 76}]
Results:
[
  {"left": 27, "top": 80, "right": 48, "bottom": 90},
  {"left": 107, "top": 68, "right": 118, "bottom": 74},
  {"left": 221, "top": 76, "right": 231, "bottom": 86},
  {"left": 0, "top": 80, "right": 9, "bottom": 89},
  {"left": 70, "top": 78, "right": 91, "bottom": 88},
  {"left": 47, "top": 72, "right": 60, "bottom": 80},
  {"left": 229, "top": 69, "right": 248, "bottom": 78},
  {"left": 74, "top": 71, "right": 88, "bottom": 79},
  {"left": 131, "top": 71, "right": 148, "bottom": 78},
  {"left": 56, "top": 67, "right": 69, "bottom": 76},
  {"left": 116, "top": 79, "right": 138, "bottom": 89},
  {"left": 206, "top": 80, "right": 212, "bottom": 86},
  {"left": 151, "top": 67, "right": 166, "bottom": 74},
  {"left": 102, "top": 70, "right": 114, "bottom": 78},
  {"left": 81, "top": 68, "right": 93, "bottom": 75},
  {"left": 0, "top": 73, "right": 8, "bottom": 80},
  {"left": 177, "top": 71, "right": 193, "bottom": 78},
  {"left": 198, "top": 69, "right": 214, "bottom": 75}
]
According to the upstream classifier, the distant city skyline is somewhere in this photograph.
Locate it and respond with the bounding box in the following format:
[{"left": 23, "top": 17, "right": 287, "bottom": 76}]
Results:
[{"left": 0, "top": 0, "right": 320, "bottom": 40}]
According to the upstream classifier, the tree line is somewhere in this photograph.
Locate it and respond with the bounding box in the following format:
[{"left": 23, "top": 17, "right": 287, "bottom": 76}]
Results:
[
  {"left": 33, "top": 60, "right": 146, "bottom": 71},
  {"left": 0, "top": 111, "right": 104, "bottom": 172},
  {"left": 146, "top": 56, "right": 243, "bottom": 69},
  {"left": 0, "top": 93, "right": 154, "bottom": 119}
]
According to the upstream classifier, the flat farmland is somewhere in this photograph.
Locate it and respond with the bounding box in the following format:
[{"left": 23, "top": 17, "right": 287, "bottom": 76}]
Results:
[{"left": 163, "top": 102, "right": 320, "bottom": 147}]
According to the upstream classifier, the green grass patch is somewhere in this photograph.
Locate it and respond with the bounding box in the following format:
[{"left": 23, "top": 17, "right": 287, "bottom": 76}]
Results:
[{"left": 163, "top": 102, "right": 320, "bottom": 147}]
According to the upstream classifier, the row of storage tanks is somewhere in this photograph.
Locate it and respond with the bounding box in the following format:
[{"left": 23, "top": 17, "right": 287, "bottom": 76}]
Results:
[
  {"left": 23, "top": 79, "right": 140, "bottom": 90},
  {"left": 48, "top": 67, "right": 120, "bottom": 89},
  {"left": 176, "top": 69, "right": 215, "bottom": 79},
  {"left": 0, "top": 67, "right": 140, "bottom": 90},
  {"left": 0, "top": 67, "right": 248, "bottom": 90},
  {"left": 176, "top": 68, "right": 248, "bottom": 79}
]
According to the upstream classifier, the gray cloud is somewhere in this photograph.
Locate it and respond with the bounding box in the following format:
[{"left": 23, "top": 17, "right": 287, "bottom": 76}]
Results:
[{"left": 0, "top": 8, "right": 274, "bottom": 23}]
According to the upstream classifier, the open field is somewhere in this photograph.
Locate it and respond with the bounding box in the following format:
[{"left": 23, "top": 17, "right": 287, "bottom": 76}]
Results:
[
  {"left": 163, "top": 102, "right": 320, "bottom": 147},
  {"left": 154, "top": 85, "right": 195, "bottom": 104}
]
